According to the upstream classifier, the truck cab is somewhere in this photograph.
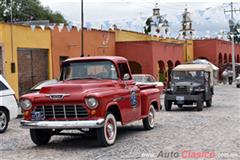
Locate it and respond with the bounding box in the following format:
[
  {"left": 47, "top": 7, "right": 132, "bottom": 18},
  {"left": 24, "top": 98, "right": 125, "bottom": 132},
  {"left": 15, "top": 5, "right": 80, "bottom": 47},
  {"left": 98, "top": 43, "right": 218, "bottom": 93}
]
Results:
[
  {"left": 165, "top": 64, "right": 214, "bottom": 111},
  {"left": 20, "top": 56, "right": 162, "bottom": 146}
]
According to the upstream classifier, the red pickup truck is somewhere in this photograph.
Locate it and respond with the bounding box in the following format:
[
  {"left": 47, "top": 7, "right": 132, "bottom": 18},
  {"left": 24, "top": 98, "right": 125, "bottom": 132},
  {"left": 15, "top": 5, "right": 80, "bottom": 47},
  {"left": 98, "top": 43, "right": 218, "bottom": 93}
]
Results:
[{"left": 20, "top": 56, "right": 162, "bottom": 146}]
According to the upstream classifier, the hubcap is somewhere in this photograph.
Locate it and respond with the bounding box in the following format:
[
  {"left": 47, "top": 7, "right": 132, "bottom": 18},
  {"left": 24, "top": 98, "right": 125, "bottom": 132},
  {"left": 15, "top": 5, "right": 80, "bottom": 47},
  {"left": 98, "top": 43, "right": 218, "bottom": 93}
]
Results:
[
  {"left": 106, "top": 120, "right": 115, "bottom": 140},
  {"left": 148, "top": 108, "right": 154, "bottom": 127},
  {"left": 0, "top": 111, "right": 7, "bottom": 130}
]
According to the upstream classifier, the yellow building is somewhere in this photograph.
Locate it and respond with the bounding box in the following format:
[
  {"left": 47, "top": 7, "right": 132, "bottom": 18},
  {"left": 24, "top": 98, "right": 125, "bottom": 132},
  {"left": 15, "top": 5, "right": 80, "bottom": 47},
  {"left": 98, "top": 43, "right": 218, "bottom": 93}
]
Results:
[
  {"left": 0, "top": 23, "right": 52, "bottom": 97},
  {"left": 114, "top": 29, "right": 194, "bottom": 62}
]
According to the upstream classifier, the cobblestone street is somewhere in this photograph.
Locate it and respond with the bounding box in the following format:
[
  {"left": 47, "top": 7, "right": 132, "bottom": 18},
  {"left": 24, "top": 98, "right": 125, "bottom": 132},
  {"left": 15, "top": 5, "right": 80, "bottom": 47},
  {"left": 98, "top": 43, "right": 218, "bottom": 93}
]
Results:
[{"left": 1, "top": 84, "right": 240, "bottom": 160}]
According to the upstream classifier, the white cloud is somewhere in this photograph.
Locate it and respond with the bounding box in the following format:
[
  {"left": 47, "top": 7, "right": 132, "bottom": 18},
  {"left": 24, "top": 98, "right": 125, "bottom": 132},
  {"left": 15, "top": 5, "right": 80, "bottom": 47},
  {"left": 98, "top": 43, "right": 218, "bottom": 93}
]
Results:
[{"left": 40, "top": 0, "right": 240, "bottom": 37}]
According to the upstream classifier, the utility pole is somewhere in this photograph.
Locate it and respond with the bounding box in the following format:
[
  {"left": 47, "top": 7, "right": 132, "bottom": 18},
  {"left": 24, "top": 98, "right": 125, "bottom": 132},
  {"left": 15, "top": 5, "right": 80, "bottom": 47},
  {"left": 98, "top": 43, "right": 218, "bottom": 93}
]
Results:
[
  {"left": 224, "top": 2, "right": 240, "bottom": 82},
  {"left": 81, "top": 0, "right": 84, "bottom": 57},
  {"left": 9, "top": 0, "right": 15, "bottom": 74},
  {"left": 224, "top": 2, "right": 240, "bottom": 20}
]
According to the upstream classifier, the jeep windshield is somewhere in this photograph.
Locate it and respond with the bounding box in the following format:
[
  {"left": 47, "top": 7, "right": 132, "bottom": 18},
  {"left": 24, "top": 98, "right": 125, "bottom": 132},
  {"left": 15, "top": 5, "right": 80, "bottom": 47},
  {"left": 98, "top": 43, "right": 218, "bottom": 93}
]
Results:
[
  {"left": 60, "top": 60, "right": 118, "bottom": 81},
  {"left": 172, "top": 71, "right": 205, "bottom": 83}
]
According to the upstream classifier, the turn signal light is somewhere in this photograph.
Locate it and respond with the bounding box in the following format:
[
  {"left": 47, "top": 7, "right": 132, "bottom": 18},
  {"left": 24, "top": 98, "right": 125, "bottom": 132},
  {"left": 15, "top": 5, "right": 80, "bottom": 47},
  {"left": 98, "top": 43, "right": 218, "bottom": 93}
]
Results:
[
  {"left": 24, "top": 111, "right": 30, "bottom": 120},
  {"left": 90, "top": 110, "right": 96, "bottom": 116}
]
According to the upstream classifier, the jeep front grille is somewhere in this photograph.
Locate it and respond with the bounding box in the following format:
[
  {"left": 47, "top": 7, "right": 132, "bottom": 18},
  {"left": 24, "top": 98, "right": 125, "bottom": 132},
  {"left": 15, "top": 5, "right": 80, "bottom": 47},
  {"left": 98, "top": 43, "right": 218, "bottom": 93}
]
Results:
[
  {"left": 34, "top": 105, "right": 88, "bottom": 120},
  {"left": 175, "top": 86, "right": 188, "bottom": 94}
]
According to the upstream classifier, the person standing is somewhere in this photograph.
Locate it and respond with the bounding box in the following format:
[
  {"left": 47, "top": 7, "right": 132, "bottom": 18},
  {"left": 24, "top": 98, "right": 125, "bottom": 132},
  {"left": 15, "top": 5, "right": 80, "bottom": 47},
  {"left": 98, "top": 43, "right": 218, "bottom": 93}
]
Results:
[
  {"left": 228, "top": 69, "right": 233, "bottom": 85},
  {"left": 222, "top": 69, "right": 228, "bottom": 85}
]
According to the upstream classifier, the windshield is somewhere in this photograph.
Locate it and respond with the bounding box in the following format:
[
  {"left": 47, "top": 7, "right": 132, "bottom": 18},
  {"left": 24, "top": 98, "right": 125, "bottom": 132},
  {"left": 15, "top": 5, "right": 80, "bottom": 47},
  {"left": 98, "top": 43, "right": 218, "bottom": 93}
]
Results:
[
  {"left": 133, "top": 75, "right": 156, "bottom": 83},
  {"left": 61, "top": 60, "right": 118, "bottom": 81},
  {"left": 133, "top": 76, "right": 144, "bottom": 82},
  {"left": 172, "top": 71, "right": 205, "bottom": 83}
]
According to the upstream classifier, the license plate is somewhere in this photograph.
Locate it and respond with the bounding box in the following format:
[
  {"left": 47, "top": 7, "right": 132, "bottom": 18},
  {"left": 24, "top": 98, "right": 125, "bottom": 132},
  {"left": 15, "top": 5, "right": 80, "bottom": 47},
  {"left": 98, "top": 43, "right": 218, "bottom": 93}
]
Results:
[
  {"left": 176, "top": 96, "right": 184, "bottom": 101},
  {"left": 31, "top": 111, "right": 45, "bottom": 121}
]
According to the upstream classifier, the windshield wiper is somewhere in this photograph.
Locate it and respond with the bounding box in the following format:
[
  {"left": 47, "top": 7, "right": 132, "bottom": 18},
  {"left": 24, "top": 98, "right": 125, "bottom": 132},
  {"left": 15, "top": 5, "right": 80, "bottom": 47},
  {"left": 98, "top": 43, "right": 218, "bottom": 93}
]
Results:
[
  {"left": 66, "top": 76, "right": 102, "bottom": 80},
  {"left": 80, "top": 77, "right": 102, "bottom": 80}
]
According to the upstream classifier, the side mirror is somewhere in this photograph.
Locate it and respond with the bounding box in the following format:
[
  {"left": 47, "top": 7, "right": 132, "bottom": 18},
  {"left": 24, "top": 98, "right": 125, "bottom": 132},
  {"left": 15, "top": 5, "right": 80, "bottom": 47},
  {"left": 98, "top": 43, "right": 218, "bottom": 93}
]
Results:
[{"left": 123, "top": 73, "right": 130, "bottom": 80}]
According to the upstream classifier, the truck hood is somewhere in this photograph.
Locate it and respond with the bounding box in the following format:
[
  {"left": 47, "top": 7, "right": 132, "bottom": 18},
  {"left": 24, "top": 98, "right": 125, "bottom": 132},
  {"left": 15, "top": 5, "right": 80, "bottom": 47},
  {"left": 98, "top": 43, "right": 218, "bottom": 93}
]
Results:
[{"left": 40, "top": 80, "right": 119, "bottom": 95}]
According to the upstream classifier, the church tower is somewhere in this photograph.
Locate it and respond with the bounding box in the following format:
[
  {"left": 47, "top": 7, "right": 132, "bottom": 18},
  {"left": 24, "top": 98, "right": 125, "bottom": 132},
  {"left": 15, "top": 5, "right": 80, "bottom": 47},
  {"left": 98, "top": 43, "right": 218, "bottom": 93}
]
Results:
[{"left": 179, "top": 8, "right": 194, "bottom": 39}]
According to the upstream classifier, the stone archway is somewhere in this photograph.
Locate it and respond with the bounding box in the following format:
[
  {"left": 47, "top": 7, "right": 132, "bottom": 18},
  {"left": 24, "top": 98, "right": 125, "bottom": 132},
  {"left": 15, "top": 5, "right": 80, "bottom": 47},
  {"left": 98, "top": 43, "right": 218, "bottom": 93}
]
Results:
[
  {"left": 198, "top": 57, "right": 209, "bottom": 61},
  {"left": 158, "top": 60, "right": 165, "bottom": 82},
  {"left": 167, "top": 60, "right": 174, "bottom": 82},
  {"left": 175, "top": 60, "right": 181, "bottom": 67},
  {"left": 224, "top": 53, "right": 228, "bottom": 64},
  {"left": 128, "top": 61, "right": 142, "bottom": 74},
  {"left": 229, "top": 54, "right": 232, "bottom": 63},
  {"left": 218, "top": 53, "right": 222, "bottom": 67}
]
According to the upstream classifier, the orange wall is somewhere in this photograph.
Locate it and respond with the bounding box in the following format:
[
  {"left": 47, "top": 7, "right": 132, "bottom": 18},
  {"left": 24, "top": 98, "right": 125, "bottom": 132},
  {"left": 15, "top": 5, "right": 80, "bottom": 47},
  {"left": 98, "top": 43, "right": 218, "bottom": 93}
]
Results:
[
  {"left": 51, "top": 27, "right": 115, "bottom": 78},
  {"left": 194, "top": 39, "right": 240, "bottom": 66},
  {"left": 116, "top": 41, "right": 184, "bottom": 81}
]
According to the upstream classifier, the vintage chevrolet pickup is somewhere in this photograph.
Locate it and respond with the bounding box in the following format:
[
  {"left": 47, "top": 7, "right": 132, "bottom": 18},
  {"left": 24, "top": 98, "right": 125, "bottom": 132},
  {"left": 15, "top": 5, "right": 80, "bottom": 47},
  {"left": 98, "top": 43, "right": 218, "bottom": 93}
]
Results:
[{"left": 20, "top": 56, "right": 162, "bottom": 146}]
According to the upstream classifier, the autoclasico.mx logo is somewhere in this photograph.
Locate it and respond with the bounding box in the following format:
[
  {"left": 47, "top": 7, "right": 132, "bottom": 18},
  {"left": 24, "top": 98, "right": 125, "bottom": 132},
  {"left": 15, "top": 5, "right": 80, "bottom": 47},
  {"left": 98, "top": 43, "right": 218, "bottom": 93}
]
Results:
[{"left": 141, "top": 150, "right": 239, "bottom": 159}]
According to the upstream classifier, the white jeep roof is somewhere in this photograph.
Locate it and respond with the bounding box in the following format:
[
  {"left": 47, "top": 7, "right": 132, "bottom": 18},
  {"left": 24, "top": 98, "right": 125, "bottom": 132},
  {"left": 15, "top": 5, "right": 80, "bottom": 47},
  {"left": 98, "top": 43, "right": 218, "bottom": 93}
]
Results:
[{"left": 173, "top": 64, "right": 213, "bottom": 72}]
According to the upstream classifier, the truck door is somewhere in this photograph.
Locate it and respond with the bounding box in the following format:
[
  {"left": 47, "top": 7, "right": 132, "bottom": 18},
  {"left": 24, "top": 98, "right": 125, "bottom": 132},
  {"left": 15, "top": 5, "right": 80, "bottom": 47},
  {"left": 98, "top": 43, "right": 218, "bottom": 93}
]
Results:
[{"left": 118, "top": 63, "right": 141, "bottom": 123}]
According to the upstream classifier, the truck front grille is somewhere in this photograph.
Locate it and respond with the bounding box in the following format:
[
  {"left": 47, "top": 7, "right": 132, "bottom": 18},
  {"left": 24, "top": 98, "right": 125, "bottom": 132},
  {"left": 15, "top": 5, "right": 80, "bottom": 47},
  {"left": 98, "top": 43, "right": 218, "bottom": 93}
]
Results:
[
  {"left": 34, "top": 105, "right": 88, "bottom": 120},
  {"left": 175, "top": 86, "right": 188, "bottom": 94}
]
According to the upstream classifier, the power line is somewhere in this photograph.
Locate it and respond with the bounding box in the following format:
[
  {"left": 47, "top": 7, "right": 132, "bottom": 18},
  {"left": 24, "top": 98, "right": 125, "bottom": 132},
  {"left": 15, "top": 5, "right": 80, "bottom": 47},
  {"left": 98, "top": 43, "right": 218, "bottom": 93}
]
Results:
[{"left": 224, "top": 2, "right": 240, "bottom": 19}]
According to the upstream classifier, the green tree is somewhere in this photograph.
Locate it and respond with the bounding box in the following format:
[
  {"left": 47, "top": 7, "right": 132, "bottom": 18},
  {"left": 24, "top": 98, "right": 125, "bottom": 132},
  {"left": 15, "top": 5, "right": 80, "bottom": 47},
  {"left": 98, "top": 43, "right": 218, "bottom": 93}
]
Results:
[
  {"left": 0, "top": 0, "right": 66, "bottom": 23},
  {"left": 233, "top": 23, "right": 240, "bottom": 44}
]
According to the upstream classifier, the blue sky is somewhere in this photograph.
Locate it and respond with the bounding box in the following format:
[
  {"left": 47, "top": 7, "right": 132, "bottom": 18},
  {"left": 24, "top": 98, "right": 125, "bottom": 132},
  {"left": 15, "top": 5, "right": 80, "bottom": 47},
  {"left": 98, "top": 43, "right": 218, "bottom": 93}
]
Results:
[{"left": 39, "top": 0, "right": 240, "bottom": 37}]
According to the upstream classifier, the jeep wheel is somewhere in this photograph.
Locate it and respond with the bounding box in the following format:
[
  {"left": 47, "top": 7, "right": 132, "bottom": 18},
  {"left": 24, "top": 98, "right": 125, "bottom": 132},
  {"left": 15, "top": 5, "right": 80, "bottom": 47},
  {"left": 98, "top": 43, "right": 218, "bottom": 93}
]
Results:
[
  {"left": 30, "top": 129, "right": 52, "bottom": 145},
  {"left": 0, "top": 109, "right": 8, "bottom": 133},
  {"left": 237, "top": 85, "right": 240, "bottom": 88},
  {"left": 206, "top": 97, "right": 212, "bottom": 107},
  {"left": 197, "top": 100, "right": 203, "bottom": 111},
  {"left": 97, "top": 112, "right": 117, "bottom": 147},
  {"left": 178, "top": 104, "right": 183, "bottom": 108},
  {"left": 143, "top": 105, "right": 155, "bottom": 130},
  {"left": 164, "top": 99, "right": 172, "bottom": 111}
]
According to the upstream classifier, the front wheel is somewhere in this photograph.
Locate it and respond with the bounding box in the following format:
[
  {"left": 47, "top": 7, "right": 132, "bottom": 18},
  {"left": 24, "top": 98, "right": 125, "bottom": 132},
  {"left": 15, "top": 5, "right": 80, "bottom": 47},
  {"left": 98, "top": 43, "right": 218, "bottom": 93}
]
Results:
[
  {"left": 143, "top": 105, "right": 155, "bottom": 130},
  {"left": 197, "top": 100, "right": 203, "bottom": 111},
  {"left": 178, "top": 104, "right": 183, "bottom": 108},
  {"left": 30, "top": 129, "right": 52, "bottom": 145},
  {"left": 0, "top": 108, "right": 9, "bottom": 133},
  {"left": 97, "top": 112, "right": 117, "bottom": 147},
  {"left": 164, "top": 99, "right": 172, "bottom": 111},
  {"left": 206, "top": 97, "right": 212, "bottom": 107}
]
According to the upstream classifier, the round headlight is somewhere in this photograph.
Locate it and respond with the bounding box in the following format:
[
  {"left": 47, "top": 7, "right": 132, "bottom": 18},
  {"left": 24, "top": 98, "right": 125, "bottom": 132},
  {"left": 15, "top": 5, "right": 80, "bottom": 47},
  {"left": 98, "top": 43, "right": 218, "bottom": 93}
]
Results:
[
  {"left": 85, "top": 97, "right": 99, "bottom": 109},
  {"left": 170, "top": 83, "right": 174, "bottom": 91},
  {"left": 20, "top": 99, "right": 32, "bottom": 110},
  {"left": 189, "top": 87, "right": 193, "bottom": 92}
]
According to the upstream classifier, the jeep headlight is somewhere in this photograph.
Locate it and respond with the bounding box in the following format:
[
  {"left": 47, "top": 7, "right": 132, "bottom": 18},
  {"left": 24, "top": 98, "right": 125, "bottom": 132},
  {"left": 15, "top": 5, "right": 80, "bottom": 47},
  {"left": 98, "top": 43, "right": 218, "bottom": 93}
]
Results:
[
  {"left": 189, "top": 87, "right": 193, "bottom": 92},
  {"left": 170, "top": 83, "right": 175, "bottom": 91},
  {"left": 20, "top": 99, "right": 32, "bottom": 110},
  {"left": 85, "top": 97, "right": 99, "bottom": 109}
]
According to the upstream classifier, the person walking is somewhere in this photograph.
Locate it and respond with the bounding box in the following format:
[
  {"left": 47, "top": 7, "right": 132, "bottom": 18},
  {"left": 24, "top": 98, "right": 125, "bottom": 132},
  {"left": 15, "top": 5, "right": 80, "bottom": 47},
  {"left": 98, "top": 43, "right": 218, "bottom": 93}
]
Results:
[
  {"left": 222, "top": 69, "right": 228, "bottom": 85},
  {"left": 228, "top": 69, "right": 233, "bottom": 85}
]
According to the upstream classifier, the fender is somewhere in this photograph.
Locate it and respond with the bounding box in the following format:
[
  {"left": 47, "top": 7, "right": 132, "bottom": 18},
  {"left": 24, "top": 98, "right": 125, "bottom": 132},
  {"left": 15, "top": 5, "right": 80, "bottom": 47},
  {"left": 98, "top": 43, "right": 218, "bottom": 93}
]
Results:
[
  {"left": 149, "top": 98, "right": 160, "bottom": 111},
  {"left": 105, "top": 101, "right": 123, "bottom": 124}
]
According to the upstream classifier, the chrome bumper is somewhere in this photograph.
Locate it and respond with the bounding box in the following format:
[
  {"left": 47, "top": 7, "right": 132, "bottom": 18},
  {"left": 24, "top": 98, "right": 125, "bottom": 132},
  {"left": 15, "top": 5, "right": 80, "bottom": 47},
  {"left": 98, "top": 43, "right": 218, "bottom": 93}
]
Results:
[{"left": 20, "top": 119, "right": 105, "bottom": 129}]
